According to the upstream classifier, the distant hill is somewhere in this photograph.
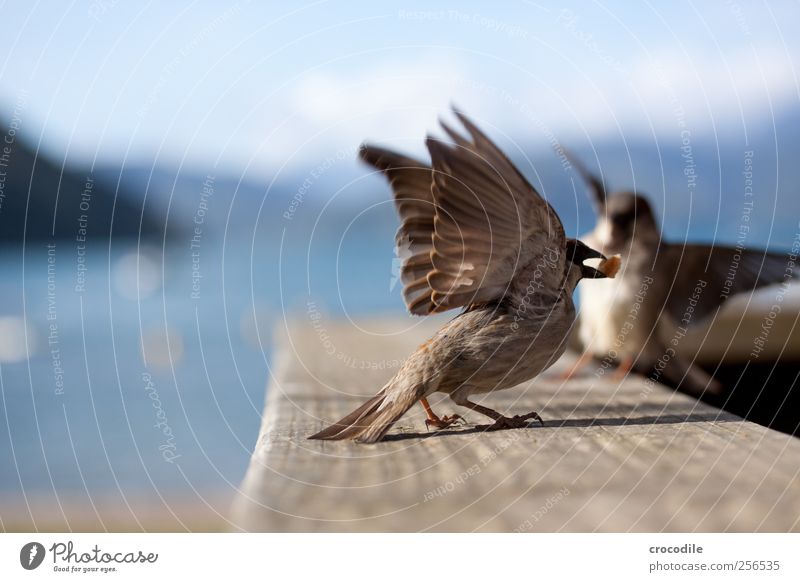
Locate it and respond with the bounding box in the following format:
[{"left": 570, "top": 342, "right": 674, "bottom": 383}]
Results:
[
  {"left": 0, "top": 128, "right": 165, "bottom": 243},
  {"left": 91, "top": 109, "right": 800, "bottom": 249}
]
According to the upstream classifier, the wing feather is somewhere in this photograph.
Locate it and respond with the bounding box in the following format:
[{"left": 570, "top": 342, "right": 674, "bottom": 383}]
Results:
[
  {"left": 656, "top": 243, "right": 794, "bottom": 325},
  {"left": 423, "top": 111, "right": 566, "bottom": 311},
  {"left": 565, "top": 150, "right": 607, "bottom": 209},
  {"left": 359, "top": 145, "right": 437, "bottom": 315},
  {"left": 360, "top": 110, "right": 567, "bottom": 315}
]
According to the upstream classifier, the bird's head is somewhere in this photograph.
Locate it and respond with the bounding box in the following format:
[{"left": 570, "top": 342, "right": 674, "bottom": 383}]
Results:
[
  {"left": 565, "top": 239, "right": 613, "bottom": 281},
  {"left": 595, "top": 192, "right": 659, "bottom": 252},
  {"left": 566, "top": 152, "right": 660, "bottom": 255}
]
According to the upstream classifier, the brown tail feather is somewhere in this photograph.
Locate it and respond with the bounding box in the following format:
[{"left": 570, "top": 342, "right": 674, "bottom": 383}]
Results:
[{"left": 309, "top": 383, "right": 425, "bottom": 443}]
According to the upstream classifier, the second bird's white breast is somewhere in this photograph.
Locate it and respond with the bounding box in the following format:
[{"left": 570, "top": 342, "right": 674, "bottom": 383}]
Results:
[{"left": 577, "top": 268, "right": 653, "bottom": 358}]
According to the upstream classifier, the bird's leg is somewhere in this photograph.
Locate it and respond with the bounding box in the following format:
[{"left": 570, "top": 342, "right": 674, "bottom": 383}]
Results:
[
  {"left": 559, "top": 350, "right": 595, "bottom": 380},
  {"left": 451, "top": 397, "right": 544, "bottom": 431},
  {"left": 420, "top": 397, "right": 463, "bottom": 431},
  {"left": 611, "top": 355, "right": 634, "bottom": 382}
]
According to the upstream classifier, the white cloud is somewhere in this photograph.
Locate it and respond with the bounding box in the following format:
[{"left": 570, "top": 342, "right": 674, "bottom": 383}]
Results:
[
  {"left": 252, "top": 57, "right": 470, "bottom": 170},
  {"left": 563, "top": 43, "right": 800, "bottom": 140}
]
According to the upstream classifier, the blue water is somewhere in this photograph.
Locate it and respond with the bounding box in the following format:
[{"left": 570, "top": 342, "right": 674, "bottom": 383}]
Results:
[{"left": 0, "top": 213, "right": 405, "bottom": 502}]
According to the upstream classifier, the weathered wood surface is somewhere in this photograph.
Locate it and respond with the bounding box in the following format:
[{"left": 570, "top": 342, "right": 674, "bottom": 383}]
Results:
[{"left": 230, "top": 317, "right": 800, "bottom": 532}]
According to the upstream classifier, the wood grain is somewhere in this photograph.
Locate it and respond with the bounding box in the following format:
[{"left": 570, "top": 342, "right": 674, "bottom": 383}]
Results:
[{"left": 230, "top": 318, "right": 800, "bottom": 532}]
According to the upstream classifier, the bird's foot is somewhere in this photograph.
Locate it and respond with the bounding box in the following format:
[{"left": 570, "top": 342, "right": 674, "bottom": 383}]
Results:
[
  {"left": 425, "top": 414, "right": 464, "bottom": 431},
  {"left": 482, "top": 411, "right": 544, "bottom": 431},
  {"left": 553, "top": 351, "right": 594, "bottom": 381}
]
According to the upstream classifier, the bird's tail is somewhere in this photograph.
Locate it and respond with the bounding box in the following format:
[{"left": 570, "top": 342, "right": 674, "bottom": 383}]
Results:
[{"left": 309, "top": 379, "right": 425, "bottom": 443}]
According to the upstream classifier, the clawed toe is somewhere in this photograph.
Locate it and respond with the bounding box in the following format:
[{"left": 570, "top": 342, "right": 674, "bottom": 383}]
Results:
[
  {"left": 516, "top": 411, "right": 545, "bottom": 426},
  {"left": 425, "top": 414, "right": 464, "bottom": 431}
]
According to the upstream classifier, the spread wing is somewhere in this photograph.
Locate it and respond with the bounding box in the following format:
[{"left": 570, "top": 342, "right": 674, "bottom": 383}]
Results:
[
  {"left": 360, "top": 110, "right": 566, "bottom": 315},
  {"left": 565, "top": 150, "right": 607, "bottom": 210},
  {"left": 423, "top": 110, "right": 566, "bottom": 312},
  {"left": 358, "top": 145, "right": 438, "bottom": 314},
  {"left": 656, "top": 243, "right": 794, "bottom": 325}
]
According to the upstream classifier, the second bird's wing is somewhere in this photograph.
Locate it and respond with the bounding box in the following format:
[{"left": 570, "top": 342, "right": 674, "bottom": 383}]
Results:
[
  {"left": 423, "top": 110, "right": 566, "bottom": 312},
  {"left": 656, "top": 243, "right": 793, "bottom": 325},
  {"left": 565, "top": 150, "right": 607, "bottom": 211}
]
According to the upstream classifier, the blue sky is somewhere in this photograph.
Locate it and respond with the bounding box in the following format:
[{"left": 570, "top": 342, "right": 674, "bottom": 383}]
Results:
[{"left": 1, "top": 0, "right": 798, "bottom": 175}]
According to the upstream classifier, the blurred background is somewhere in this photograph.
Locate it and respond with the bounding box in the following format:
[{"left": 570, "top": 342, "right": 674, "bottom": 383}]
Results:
[{"left": 1, "top": 1, "right": 798, "bottom": 531}]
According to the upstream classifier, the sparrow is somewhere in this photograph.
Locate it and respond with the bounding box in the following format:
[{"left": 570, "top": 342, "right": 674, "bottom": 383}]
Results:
[
  {"left": 566, "top": 153, "right": 794, "bottom": 396},
  {"left": 309, "top": 110, "right": 618, "bottom": 443}
]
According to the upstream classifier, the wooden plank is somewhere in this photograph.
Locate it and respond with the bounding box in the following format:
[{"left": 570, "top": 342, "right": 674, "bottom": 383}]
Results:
[{"left": 230, "top": 318, "right": 800, "bottom": 532}]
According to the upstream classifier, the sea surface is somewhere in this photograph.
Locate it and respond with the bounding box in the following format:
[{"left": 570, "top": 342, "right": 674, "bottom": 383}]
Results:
[{"left": 0, "top": 218, "right": 405, "bottom": 504}]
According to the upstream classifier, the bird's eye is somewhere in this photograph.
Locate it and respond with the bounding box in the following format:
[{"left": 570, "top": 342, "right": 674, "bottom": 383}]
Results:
[{"left": 610, "top": 213, "right": 628, "bottom": 227}]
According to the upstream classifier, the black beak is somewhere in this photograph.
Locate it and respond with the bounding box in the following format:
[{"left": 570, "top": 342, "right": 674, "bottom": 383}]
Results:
[
  {"left": 567, "top": 239, "right": 608, "bottom": 279},
  {"left": 581, "top": 263, "right": 608, "bottom": 279}
]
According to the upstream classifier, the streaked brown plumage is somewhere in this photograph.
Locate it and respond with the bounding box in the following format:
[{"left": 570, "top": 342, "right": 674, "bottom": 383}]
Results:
[{"left": 309, "top": 110, "right": 615, "bottom": 443}]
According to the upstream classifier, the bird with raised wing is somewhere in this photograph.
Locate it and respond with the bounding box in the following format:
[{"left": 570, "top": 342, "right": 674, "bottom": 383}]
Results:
[
  {"left": 567, "top": 154, "right": 794, "bottom": 396},
  {"left": 309, "top": 111, "right": 619, "bottom": 443}
]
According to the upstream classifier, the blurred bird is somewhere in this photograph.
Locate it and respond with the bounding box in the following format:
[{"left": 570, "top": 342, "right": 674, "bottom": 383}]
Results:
[
  {"left": 567, "top": 154, "right": 794, "bottom": 396},
  {"left": 309, "top": 110, "right": 618, "bottom": 443}
]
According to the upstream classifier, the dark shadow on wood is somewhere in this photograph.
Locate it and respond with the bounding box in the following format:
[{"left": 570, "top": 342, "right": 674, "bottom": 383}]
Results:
[
  {"left": 382, "top": 411, "right": 737, "bottom": 441},
  {"left": 702, "top": 361, "right": 800, "bottom": 437},
  {"left": 577, "top": 355, "right": 800, "bottom": 438}
]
